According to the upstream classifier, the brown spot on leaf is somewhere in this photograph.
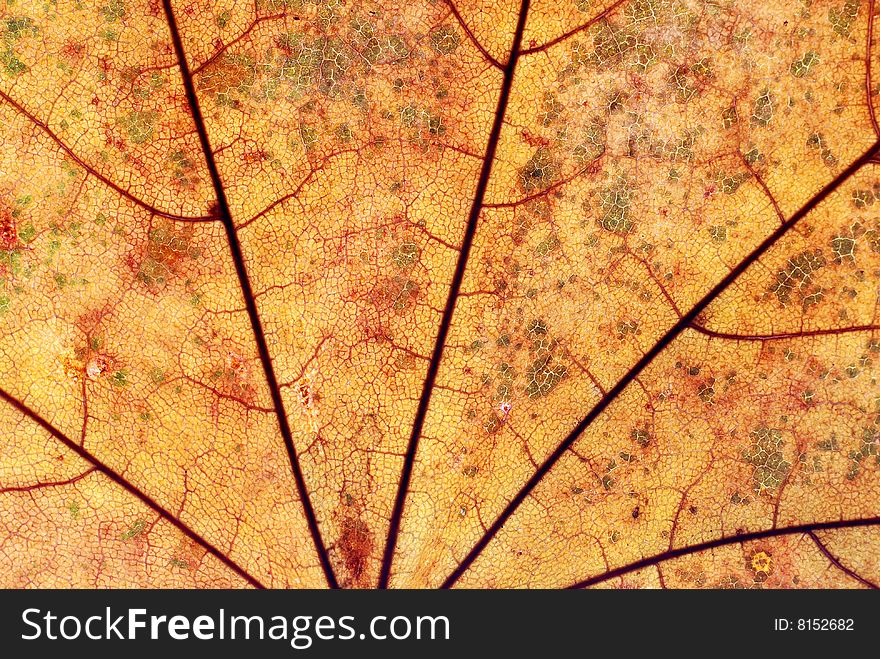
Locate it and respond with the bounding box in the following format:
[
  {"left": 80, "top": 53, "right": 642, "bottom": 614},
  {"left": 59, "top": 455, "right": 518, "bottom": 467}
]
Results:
[
  {"left": 0, "top": 205, "right": 19, "bottom": 250},
  {"left": 338, "top": 517, "right": 373, "bottom": 588}
]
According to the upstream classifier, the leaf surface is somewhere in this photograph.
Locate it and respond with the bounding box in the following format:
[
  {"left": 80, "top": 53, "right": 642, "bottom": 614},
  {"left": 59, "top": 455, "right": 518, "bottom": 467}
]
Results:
[{"left": 0, "top": 0, "right": 878, "bottom": 589}]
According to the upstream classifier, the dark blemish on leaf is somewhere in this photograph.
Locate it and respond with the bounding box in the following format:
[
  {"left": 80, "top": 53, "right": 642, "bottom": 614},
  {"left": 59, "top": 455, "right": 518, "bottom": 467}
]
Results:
[
  {"left": 806, "top": 133, "right": 837, "bottom": 167},
  {"left": 484, "top": 413, "right": 502, "bottom": 434},
  {"left": 524, "top": 353, "right": 567, "bottom": 398},
  {"left": 710, "top": 225, "right": 727, "bottom": 242},
  {"left": 829, "top": 1, "right": 859, "bottom": 37},
  {"left": 338, "top": 516, "right": 373, "bottom": 587},
  {"left": 429, "top": 25, "right": 460, "bottom": 55},
  {"left": 748, "top": 549, "right": 773, "bottom": 582},
  {"left": 697, "top": 379, "right": 715, "bottom": 404},
  {"left": 830, "top": 235, "right": 855, "bottom": 262},
  {"left": 631, "top": 427, "right": 651, "bottom": 447},
  {"left": 519, "top": 149, "right": 559, "bottom": 193},
  {"left": 790, "top": 51, "right": 818, "bottom": 78},
  {"left": 721, "top": 106, "right": 738, "bottom": 129},
  {"left": 769, "top": 249, "right": 826, "bottom": 306}
]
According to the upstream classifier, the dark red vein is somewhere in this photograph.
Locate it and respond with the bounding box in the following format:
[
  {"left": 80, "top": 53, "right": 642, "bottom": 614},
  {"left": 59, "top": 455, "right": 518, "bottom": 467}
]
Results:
[
  {"left": 689, "top": 323, "right": 880, "bottom": 342},
  {"left": 444, "top": 0, "right": 504, "bottom": 70},
  {"left": 521, "top": 0, "right": 627, "bottom": 56},
  {"left": 161, "top": 0, "right": 339, "bottom": 589},
  {"left": 0, "top": 468, "right": 95, "bottom": 494},
  {"left": 441, "top": 140, "right": 880, "bottom": 588},
  {"left": 192, "top": 12, "right": 288, "bottom": 75},
  {"left": 867, "top": 0, "right": 879, "bottom": 136},
  {"left": 0, "top": 387, "right": 264, "bottom": 589},
  {"left": 807, "top": 531, "right": 879, "bottom": 589},
  {"left": 377, "top": 0, "right": 532, "bottom": 589},
  {"left": 567, "top": 517, "right": 880, "bottom": 589},
  {"left": 0, "top": 90, "right": 213, "bottom": 223}
]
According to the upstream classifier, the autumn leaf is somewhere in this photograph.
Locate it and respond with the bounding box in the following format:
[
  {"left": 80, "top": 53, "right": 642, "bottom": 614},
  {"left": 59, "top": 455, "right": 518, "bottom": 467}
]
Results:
[{"left": 0, "top": 0, "right": 877, "bottom": 590}]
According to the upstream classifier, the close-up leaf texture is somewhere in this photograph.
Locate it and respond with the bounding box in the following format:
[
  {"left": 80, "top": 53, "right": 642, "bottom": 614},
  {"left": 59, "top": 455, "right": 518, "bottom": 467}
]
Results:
[{"left": 0, "top": 0, "right": 878, "bottom": 589}]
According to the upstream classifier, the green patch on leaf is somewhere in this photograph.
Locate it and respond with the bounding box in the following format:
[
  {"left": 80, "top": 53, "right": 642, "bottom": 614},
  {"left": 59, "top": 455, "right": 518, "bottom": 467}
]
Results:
[
  {"left": 631, "top": 428, "right": 651, "bottom": 447},
  {"left": 101, "top": 0, "right": 126, "bottom": 22},
  {"left": 0, "top": 250, "right": 22, "bottom": 275},
  {"left": 751, "top": 90, "right": 774, "bottom": 127},
  {"left": 16, "top": 223, "right": 34, "bottom": 244},
  {"left": 524, "top": 354, "right": 567, "bottom": 398},
  {"left": 743, "top": 427, "right": 791, "bottom": 493},
  {"left": 519, "top": 149, "right": 559, "bottom": 193},
  {"left": 831, "top": 235, "right": 855, "bottom": 262},
  {"left": 429, "top": 25, "right": 460, "bottom": 55},
  {"left": 1, "top": 48, "right": 26, "bottom": 76},
  {"left": 710, "top": 226, "right": 727, "bottom": 243},
  {"left": 299, "top": 123, "right": 318, "bottom": 150},
  {"left": 335, "top": 123, "right": 352, "bottom": 142},
  {"left": 743, "top": 147, "right": 762, "bottom": 164},
  {"left": 721, "top": 106, "right": 738, "bottom": 129},
  {"left": 806, "top": 132, "right": 837, "bottom": 167},
  {"left": 769, "top": 248, "right": 826, "bottom": 305},
  {"left": 534, "top": 234, "right": 560, "bottom": 256},
  {"left": 391, "top": 242, "right": 419, "bottom": 268},
  {"left": 4, "top": 16, "right": 37, "bottom": 41},
  {"left": 573, "top": 121, "right": 607, "bottom": 163},
  {"left": 120, "top": 519, "right": 146, "bottom": 541},
  {"left": 598, "top": 178, "right": 635, "bottom": 233},
  {"left": 120, "top": 111, "right": 157, "bottom": 144},
  {"left": 719, "top": 171, "right": 751, "bottom": 195},
  {"left": 790, "top": 51, "right": 818, "bottom": 78},
  {"left": 829, "top": 1, "right": 859, "bottom": 37}
]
